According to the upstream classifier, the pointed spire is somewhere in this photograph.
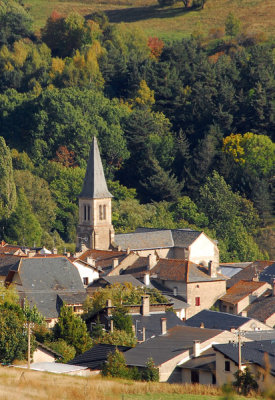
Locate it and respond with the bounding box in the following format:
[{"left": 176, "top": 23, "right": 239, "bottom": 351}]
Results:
[{"left": 79, "top": 137, "right": 112, "bottom": 198}]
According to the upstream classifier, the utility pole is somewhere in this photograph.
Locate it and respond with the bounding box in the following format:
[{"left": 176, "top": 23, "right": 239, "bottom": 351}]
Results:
[
  {"left": 234, "top": 329, "right": 244, "bottom": 370},
  {"left": 27, "top": 321, "right": 31, "bottom": 369}
]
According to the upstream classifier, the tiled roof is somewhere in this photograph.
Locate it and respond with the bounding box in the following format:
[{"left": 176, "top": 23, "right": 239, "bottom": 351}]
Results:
[
  {"left": 115, "top": 228, "right": 205, "bottom": 251},
  {"left": 179, "top": 348, "right": 216, "bottom": 372},
  {"left": 150, "top": 259, "right": 226, "bottom": 283},
  {"left": 125, "top": 325, "right": 223, "bottom": 367},
  {"left": 78, "top": 249, "right": 127, "bottom": 266},
  {"left": 213, "top": 341, "right": 275, "bottom": 375},
  {"left": 220, "top": 280, "right": 268, "bottom": 305},
  {"left": 227, "top": 261, "right": 275, "bottom": 288},
  {"left": 68, "top": 344, "right": 131, "bottom": 369},
  {"left": 17, "top": 257, "right": 86, "bottom": 318},
  {"left": 121, "top": 257, "right": 148, "bottom": 278},
  {"left": 131, "top": 310, "right": 185, "bottom": 342},
  {"left": 100, "top": 275, "right": 143, "bottom": 287},
  {"left": 245, "top": 291, "right": 275, "bottom": 323},
  {"left": 0, "top": 254, "right": 21, "bottom": 276},
  {"left": 185, "top": 309, "right": 252, "bottom": 331},
  {"left": 148, "top": 279, "right": 189, "bottom": 309}
]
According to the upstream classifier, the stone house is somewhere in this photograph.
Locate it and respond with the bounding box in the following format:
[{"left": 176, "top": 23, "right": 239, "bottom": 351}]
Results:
[
  {"left": 124, "top": 325, "right": 235, "bottom": 382},
  {"left": 219, "top": 280, "right": 271, "bottom": 315},
  {"left": 213, "top": 341, "right": 275, "bottom": 391}
]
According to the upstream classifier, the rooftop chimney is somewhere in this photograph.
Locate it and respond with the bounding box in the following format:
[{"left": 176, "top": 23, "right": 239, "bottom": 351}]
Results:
[
  {"left": 142, "top": 327, "right": 146, "bottom": 342},
  {"left": 144, "top": 273, "right": 150, "bottom": 286},
  {"left": 112, "top": 258, "right": 119, "bottom": 269},
  {"left": 193, "top": 340, "right": 201, "bottom": 357},
  {"left": 252, "top": 274, "right": 259, "bottom": 282},
  {"left": 208, "top": 260, "right": 217, "bottom": 278},
  {"left": 161, "top": 318, "right": 167, "bottom": 335},
  {"left": 52, "top": 248, "right": 58, "bottom": 255},
  {"left": 200, "top": 322, "right": 204, "bottom": 329},
  {"left": 141, "top": 295, "right": 150, "bottom": 316},
  {"left": 147, "top": 254, "right": 157, "bottom": 270},
  {"left": 110, "top": 319, "right": 114, "bottom": 332},
  {"left": 126, "top": 247, "right": 130, "bottom": 254}
]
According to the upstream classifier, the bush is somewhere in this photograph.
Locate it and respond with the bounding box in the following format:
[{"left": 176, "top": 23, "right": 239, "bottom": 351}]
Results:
[
  {"left": 45, "top": 339, "right": 76, "bottom": 363},
  {"left": 142, "top": 358, "right": 159, "bottom": 382},
  {"left": 192, "top": 0, "right": 206, "bottom": 9},
  {"left": 102, "top": 349, "right": 130, "bottom": 379}
]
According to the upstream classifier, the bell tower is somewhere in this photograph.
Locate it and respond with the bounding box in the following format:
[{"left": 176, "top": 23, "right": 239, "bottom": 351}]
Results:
[{"left": 76, "top": 137, "right": 114, "bottom": 250}]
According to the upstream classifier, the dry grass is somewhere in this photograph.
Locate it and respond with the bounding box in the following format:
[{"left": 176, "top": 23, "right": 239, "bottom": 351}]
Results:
[
  {"left": 26, "top": 0, "right": 275, "bottom": 40},
  {"left": 0, "top": 365, "right": 257, "bottom": 400}
]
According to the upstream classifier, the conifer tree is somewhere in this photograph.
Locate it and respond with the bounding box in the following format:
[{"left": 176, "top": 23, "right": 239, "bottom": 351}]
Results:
[{"left": 0, "top": 136, "right": 16, "bottom": 221}]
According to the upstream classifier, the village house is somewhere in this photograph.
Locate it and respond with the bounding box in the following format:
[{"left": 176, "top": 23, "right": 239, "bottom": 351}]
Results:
[
  {"left": 124, "top": 325, "right": 236, "bottom": 382},
  {"left": 5, "top": 256, "right": 87, "bottom": 327},
  {"left": 213, "top": 341, "right": 275, "bottom": 390},
  {"left": 219, "top": 279, "right": 271, "bottom": 315}
]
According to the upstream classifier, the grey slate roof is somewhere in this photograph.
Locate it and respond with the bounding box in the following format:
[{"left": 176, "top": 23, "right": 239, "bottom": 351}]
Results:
[
  {"left": 148, "top": 279, "right": 189, "bottom": 309},
  {"left": 213, "top": 341, "right": 275, "bottom": 375},
  {"left": 79, "top": 136, "right": 112, "bottom": 199},
  {"left": 115, "top": 228, "right": 203, "bottom": 251},
  {"left": 131, "top": 310, "right": 186, "bottom": 341},
  {"left": 68, "top": 344, "right": 131, "bottom": 369},
  {"left": 125, "top": 325, "right": 223, "bottom": 367},
  {"left": 100, "top": 275, "right": 143, "bottom": 287},
  {"left": 17, "top": 257, "right": 86, "bottom": 319},
  {"left": 245, "top": 291, "right": 275, "bottom": 323},
  {"left": 0, "top": 255, "right": 20, "bottom": 276},
  {"left": 185, "top": 310, "right": 253, "bottom": 331},
  {"left": 259, "top": 263, "right": 275, "bottom": 284},
  {"left": 179, "top": 347, "right": 216, "bottom": 372}
]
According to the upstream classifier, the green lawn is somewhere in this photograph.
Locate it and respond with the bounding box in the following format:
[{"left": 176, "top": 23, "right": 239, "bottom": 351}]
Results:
[{"left": 26, "top": 0, "right": 275, "bottom": 40}]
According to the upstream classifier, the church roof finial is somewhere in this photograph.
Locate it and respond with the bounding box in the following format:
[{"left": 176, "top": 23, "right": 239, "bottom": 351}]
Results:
[{"left": 79, "top": 137, "right": 112, "bottom": 199}]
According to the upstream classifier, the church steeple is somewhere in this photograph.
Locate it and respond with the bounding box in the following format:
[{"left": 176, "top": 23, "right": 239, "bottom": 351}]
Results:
[
  {"left": 76, "top": 137, "right": 114, "bottom": 251},
  {"left": 79, "top": 137, "right": 112, "bottom": 199}
]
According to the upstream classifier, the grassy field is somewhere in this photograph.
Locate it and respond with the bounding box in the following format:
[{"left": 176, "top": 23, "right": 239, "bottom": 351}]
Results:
[
  {"left": 0, "top": 366, "right": 259, "bottom": 400},
  {"left": 26, "top": 0, "right": 275, "bottom": 41}
]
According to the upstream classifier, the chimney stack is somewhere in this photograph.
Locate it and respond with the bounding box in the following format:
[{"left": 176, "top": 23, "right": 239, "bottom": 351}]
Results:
[
  {"left": 193, "top": 340, "right": 201, "bottom": 357},
  {"left": 147, "top": 254, "right": 157, "bottom": 270},
  {"left": 87, "top": 257, "right": 95, "bottom": 267},
  {"left": 200, "top": 322, "right": 204, "bottom": 329},
  {"left": 110, "top": 319, "right": 114, "bottom": 332},
  {"left": 208, "top": 260, "right": 217, "bottom": 278},
  {"left": 112, "top": 258, "right": 119, "bottom": 269},
  {"left": 126, "top": 247, "right": 130, "bottom": 254},
  {"left": 144, "top": 273, "right": 150, "bottom": 286},
  {"left": 141, "top": 295, "right": 150, "bottom": 316},
  {"left": 161, "top": 318, "right": 167, "bottom": 335}
]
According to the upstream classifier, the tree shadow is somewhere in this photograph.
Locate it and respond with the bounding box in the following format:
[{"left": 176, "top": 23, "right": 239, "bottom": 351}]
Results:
[{"left": 87, "top": 5, "right": 191, "bottom": 24}]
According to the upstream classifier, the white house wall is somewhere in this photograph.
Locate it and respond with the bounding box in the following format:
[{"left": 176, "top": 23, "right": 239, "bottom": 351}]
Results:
[
  {"left": 73, "top": 261, "right": 99, "bottom": 286},
  {"left": 189, "top": 234, "right": 219, "bottom": 266}
]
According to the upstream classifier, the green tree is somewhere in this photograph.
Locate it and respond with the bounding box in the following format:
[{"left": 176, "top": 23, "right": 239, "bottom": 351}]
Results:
[
  {"left": 142, "top": 358, "right": 159, "bottom": 382},
  {"left": 53, "top": 305, "right": 92, "bottom": 355},
  {"left": 94, "top": 329, "right": 137, "bottom": 347},
  {"left": 112, "top": 306, "right": 133, "bottom": 334},
  {"left": 0, "top": 137, "right": 16, "bottom": 220},
  {"left": 14, "top": 170, "right": 56, "bottom": 231},
  {"left": 225, "top": 13, "right": 241, "bottom": 37},
  {"left": 0, "top": 302, "right": 29, "bottom": 364},
  {"left": 45, "top": 339, "right": 76, "bottom": 363},
  {"left": 233, "top": 367, "right": 258, "bottom": 395},
  {"left": 4, "top": 188, "right": 42, "bottom": 247},
  {"left": 0, "top": 0, "right": 33, "bottom": 47},
  {"left": 101, "top": 349, "right": 130, "bottom": 378}
]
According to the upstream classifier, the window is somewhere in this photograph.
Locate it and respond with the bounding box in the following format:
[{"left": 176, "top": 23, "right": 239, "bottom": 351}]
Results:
[
  {"left": 83, "top": 277, "right": 89, "bottom": 286},
  {"left": 212, "top": 373, "right": 216, "bottom": 385},
  {"left": 84, "top": 205, "right": 90, "bottom": 221},
  {"left": 195, "top": 297, "right": 200, "bottom": 306},
  {"left": 225, "top": 361, "right": 230, "bottom": 372},
  {"left": 99, "top": 204, "right": 107, "bottom": 220}
]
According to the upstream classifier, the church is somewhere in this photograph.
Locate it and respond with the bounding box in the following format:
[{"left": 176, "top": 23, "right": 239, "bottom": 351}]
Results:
[{"left": 76, "top": 137, "right": 219, "bottom": 268}]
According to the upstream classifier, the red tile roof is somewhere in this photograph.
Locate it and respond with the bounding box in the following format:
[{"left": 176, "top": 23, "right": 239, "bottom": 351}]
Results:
[{"left": 220, "top": 280, "right": 269, "bottom": 305}]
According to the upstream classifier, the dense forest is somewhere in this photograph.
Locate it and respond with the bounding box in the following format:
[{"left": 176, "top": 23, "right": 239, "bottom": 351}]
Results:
[{"left": 0, "top": 0, "right": 274, "bottom": 261}]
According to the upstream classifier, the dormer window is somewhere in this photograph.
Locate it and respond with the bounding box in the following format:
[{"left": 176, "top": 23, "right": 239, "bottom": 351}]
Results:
[{"left": 99, "top": 204, "right": 106, "bottom": 220}]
